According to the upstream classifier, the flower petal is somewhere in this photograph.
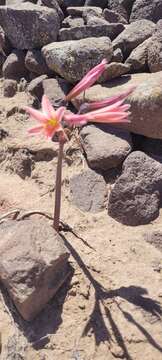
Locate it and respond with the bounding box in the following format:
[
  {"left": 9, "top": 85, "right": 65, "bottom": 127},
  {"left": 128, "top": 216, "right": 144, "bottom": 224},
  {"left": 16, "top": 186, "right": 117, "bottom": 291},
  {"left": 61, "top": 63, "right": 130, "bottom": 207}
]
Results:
[
  {"left": 28, "top": 125, "right": 43, "bottom": 134},
  {"left": 56, "top": 106, "right": 66, "bottom": 123},
  {"left": 25, "top": 106, "right": 47, "bottom": 123},
  {"left": 41, "top": 94, "right": 56, "bottom": 119}
]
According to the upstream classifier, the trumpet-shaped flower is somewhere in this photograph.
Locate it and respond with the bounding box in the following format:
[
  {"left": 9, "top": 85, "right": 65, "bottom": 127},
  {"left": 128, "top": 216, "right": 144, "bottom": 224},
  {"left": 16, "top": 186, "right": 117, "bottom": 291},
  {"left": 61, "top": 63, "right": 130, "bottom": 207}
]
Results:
[
  {"left": 24, "top": 95, "right": 66, "bottom": 141},
  {"left": 65, "top": 59, "right": 107, "bottom": 102},
  {"left": 79, "top": 85, "right": 136, "bottom": 113},
  {"left": 64, "top": 94, "right": 131, "bottom": 127}
]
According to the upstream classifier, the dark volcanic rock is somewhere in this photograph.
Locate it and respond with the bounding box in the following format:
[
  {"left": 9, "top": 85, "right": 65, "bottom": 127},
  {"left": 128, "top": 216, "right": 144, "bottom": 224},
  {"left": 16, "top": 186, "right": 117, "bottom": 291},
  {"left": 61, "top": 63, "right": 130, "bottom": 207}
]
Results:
[
  {"left": 25, "top": 49, "right": 51, "bottom": 75},
  {"left": 3, "top": 79, "right": 17, "bottom": 97},
  {"left": 2, "top": 50, "right": 27, "bottom": 80},
  {"left": 70, "top": 168, "right": 107, "bottom": 212},
  {"left": 108, "top": 151, "right": 162, "bottom": 225},
  {"left": 130, "top": 0, "right": 162, "bottom": 24},
  {"left": 0, "top": 219, "right": 70, "bottom": 320},
  {"left": 107, "top": 0, "right": 135, "bottom": 21},
  {"left": 80, "top": 124, "right": 132, "bottom": 170},
  {"left": 27, "top": 74, "right": 48, "bottom": 100},
  {"left": 113, "top": 19, "right": 155, "bottom": 59},
  {"left": 0, "top": 3, "right": 60, "bottom": 49}
]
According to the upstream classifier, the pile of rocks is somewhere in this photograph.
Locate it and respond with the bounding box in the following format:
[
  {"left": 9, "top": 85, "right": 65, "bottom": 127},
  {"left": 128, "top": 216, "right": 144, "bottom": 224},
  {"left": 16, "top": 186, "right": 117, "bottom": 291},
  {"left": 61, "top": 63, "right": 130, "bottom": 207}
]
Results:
[{"left": 1, "top": 0, "right": 162, "bottom": 227}]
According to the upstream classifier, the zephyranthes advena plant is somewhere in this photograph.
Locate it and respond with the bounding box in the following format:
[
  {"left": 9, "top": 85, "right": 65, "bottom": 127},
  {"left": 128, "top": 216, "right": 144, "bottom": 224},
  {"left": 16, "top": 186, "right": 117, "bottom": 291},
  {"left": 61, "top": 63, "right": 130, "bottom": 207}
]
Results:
[{"left": 25, "top": 59, "right": 135, "bottom": 232}]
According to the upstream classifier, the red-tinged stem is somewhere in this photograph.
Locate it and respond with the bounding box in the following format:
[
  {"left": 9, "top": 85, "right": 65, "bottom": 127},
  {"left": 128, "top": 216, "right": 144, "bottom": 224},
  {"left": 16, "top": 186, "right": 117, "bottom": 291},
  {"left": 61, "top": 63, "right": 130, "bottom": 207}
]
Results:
[{"left": 53, "top": 139, "right": 64, "bottom": 232}]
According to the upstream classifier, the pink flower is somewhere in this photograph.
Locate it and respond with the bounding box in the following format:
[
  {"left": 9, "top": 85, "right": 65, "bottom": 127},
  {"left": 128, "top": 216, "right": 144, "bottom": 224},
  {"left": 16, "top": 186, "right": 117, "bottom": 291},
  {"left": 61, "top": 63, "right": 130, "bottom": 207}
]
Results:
[
  {"left": 65, "top": 59, "right": 107, "bottom": 102},
  {"left": 24, "top": 95, "right": 66, "bottom": 140},
  {"left": 64, "top": 96, "right": 131, "bottom": 127},
  {"left": 79, "top": 86, "right": 136, "bottom": 113}
]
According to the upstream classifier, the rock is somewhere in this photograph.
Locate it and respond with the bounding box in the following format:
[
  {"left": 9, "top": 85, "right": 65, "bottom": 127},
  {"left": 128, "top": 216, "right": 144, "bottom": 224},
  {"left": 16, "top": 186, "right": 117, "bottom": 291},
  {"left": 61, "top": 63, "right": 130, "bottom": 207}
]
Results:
[
  {"left": 2, "top": 50, "right": 27, "bottom": 80},
  {"left": 99, "top": 62, "right": 130, "bottom": 82},
  {"left": 42, "top": 37, "right": 113, "bottom": 83},
  {"left": 113, "top": 19, "right": 155, "bottom": 59},
  {"left": 85, "top": 15, "right": 111, "bottom": 26},
  {"left": 10, "top": 149, "right": 32, "bottom": 179},
  {"left": 3, "top": 79, "right": 17, "bottom": 97},
  {"left": 0, "top": 53, "right": 6, "bottom": 73},
  {"left": 80, "top": 124, "right": 132, "bottom": 170},
  {"left": 108, "top": 151, "right": 162, "bottom": 225},
  {"left": 64, "top": 0, "right": 85, "bottom": 6},
  {"left": 0, "top": 219, "right": 70, "bottom": 320},
  {"left": 103, "top": 8, "right": 128, "bottom": 24},
  {"left": 0, "top": 3, "right": 60, "bottom": 49},
  {"left": 112, "top": 48, "right": 123, "bottom": 62},
  {"left": 125, "top": 37, "right": 151, "bottom": 72},
  {"left": 25, "top": 50, "right": 51, "bottom": 76},
  {"left": 147, "top": 21, "right": 162, "bottom": 73},
  {"left": 37, "top": 0, "right": 64, "bottom": 20},
  {"left": 143, "top": 231, "right": 162, "bottom": 252},
  {"left": 42, "top": 77, "right": 70, "bottom": 106},
  {"left": 62, "top": 16, "right": 84, "bottom": 28},
  {"left": 70, "top": 168, "right": 107, "bottom": 212},
  {"left": 85, "top": 0, "right": 107, "bottom": 7},
  {"left": 59, "top": 23, "right": 124, "bottom": 41},
  {"left": 72, "top": 72, "right": 162, "bottom": 139},
  {"left": 68, "top": 6, "right": 102, "bottom": 17},
  {"left": 130, "top": 0, "right": 162, "bottom": 23},
  {"left": 107, "top": 0, "right": 135, "bottom": 21},
  {"left": 27, "top": 74, "right": 48, "bottom": 100}
]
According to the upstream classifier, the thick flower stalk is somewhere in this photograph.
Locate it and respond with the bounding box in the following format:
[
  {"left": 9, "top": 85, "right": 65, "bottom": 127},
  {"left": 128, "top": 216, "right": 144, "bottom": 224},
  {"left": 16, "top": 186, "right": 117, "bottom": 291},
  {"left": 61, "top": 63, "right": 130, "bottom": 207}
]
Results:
[{"left": 65, "top": 59, "right": 107, "bottom": 101}]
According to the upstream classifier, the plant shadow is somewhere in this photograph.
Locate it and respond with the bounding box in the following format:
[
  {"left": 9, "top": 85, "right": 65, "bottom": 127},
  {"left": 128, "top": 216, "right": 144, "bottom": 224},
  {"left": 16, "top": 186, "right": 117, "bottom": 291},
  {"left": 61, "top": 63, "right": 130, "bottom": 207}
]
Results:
[{"left": 61, "top": 234, "right": 162, "bottom": 360}]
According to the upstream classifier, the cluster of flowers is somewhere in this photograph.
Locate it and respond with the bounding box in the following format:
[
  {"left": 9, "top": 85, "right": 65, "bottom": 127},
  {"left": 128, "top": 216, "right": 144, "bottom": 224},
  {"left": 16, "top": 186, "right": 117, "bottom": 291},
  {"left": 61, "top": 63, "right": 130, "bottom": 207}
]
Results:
[{"left": 25, "top": 59, "right": 135, "bottom": 143}]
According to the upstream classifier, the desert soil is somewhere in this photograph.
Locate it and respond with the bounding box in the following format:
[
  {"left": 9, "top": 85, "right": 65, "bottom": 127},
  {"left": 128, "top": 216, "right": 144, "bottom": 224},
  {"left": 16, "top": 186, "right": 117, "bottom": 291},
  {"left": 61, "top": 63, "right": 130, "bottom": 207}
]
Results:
[{"left": 0, "top": 77, "right": 162, "bottom": 360}]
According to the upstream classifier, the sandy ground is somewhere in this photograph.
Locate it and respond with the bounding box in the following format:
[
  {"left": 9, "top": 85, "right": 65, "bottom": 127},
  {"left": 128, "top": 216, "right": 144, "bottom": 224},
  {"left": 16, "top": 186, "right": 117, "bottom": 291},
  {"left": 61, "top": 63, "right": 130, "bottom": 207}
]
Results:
[{"left": 0, "top": 78, "right": 162, "bottom": 360}]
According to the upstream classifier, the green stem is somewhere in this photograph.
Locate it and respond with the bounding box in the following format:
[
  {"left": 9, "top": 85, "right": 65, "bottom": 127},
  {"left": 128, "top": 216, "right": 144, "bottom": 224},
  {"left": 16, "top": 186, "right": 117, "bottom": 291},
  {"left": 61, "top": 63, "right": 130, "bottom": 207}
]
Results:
[{"left": 53, "top": 140, "right": 64, "bottom": 232}]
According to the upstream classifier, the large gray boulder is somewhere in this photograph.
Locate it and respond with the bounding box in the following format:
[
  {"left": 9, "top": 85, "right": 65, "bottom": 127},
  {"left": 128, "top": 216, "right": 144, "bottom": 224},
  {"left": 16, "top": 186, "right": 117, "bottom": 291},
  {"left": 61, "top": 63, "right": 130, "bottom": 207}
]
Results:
[
  {"left": 72, "top": 72, "right": 162, "bottom": 139},
  {"left": 125, "top": 37, "right": 151, "bottom": 72},
  {"left": 0, "top": 3, "right": 60, "bottom": 49},
  {"left": 42, "top": 37, "right": 113, "bottom": 83},
  {"left": 130, "top": 0, "right": 162, "bottom": 23},
  {"left": 108, "top": 151, "right": 162, "bottom": 225},
  {"left": 0, "top": 219, "right": 70, "bottom": 320},
  {"left": 80, "top": 124, "right": 132, "bottom": 170},
  {"left": 113, "top": 19, "right": 155, "bottom": 58}
]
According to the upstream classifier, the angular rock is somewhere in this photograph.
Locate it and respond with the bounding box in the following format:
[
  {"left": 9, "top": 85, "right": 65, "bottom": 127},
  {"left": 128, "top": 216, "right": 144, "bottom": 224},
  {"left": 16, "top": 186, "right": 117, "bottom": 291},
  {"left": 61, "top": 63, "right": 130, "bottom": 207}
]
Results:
[
  {"left": 130, "top": 0, "right": 162, "bottom": 23},
  {"left": 72, "top": 72, "right": 162, "bottom": 139},
  {"left": 85, "top": 15, "right": 112, "bottom": 26},
  {"left": 3, "top": 79, "right": 17, "bottom": 98},
  {"left": 125, "top": 37, "right": 151, "bottom": 72},
  {"left": 0, "top": 219, "right": 70, "bottom": 320},
  {"left": 27, "top": 74, "right": 48, "bottom": 100},
  {"left": 0, "top": 3, "right": 60, "bottom": 49},
  {"left": 108, "top": 151, "right": 162, "bottom": 225},
  {"left": 59, "top": 23, "right": 124, "bottom": 41},
  {"left": 99, "top": 62, "right": 130, "bottom": 82},
  {"left": 68, "top": 6, "right": 102, "bottom": 17},
  {"left": 0, "top": 53, "right": 6, "bottom": 73},
  {"left": 70, "top": 168, "right": 107, "bottom": 212},
  {"left": 107, "top": 0, "right": 135, "bottom": 21},
  {"left": 2, "top": 50, "right": 27, "bottom": 80},
  {"left": 103, "top": 8, "right": 127, "bottom": 24},
  {"left": 147, "top": 21, "right": 162, "bottom": 73},
  {"left": 37, "top": 0, "right": 64, "bottom": 20},
  {"left": 80, "top": 124, "right": 132, "bottom": 170},
  {"left": 62, "top": 16, "right": 84, "bottom": 28},
  {"left": 42, "top": 37, "right": 113, "bottom": 83},
  {"left": 113, "top": 19, "right": 155, "bottom": 59},
  {"left": 42, "top": 77, "right": 70, "bottom": 106},
  {"left": 25, "top": 50, "right": 51, "bottom": 76}
]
